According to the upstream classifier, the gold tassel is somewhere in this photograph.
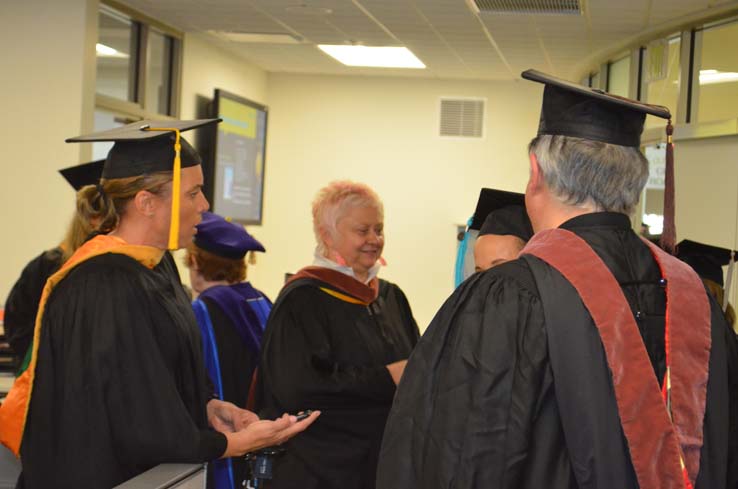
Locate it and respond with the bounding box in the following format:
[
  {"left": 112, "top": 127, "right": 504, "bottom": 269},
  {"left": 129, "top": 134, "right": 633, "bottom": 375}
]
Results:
[
  {"left": 144, "top": 127, "right": 182, "bottom": 250},
  {"left": 249, "top": 251, "right": 257, "bottom": 265}
]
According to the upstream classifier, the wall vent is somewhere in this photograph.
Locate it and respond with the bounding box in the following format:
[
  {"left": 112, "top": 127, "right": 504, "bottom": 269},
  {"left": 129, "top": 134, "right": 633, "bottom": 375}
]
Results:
[
  {"left": 469, "top": 0, "right": 581, "bottom": 15},
  {"left": 439, "top": 98, "right": 485, "bottom": 138}
]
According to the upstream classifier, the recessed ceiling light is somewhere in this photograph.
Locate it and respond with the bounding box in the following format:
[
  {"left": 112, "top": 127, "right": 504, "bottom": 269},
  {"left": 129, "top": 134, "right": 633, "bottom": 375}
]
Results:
[
  {"left": 95, "top": 43, "right": 129, "bottom": 58},
  {"left": 209, "top": 31, "right": 302, "bottom": 44},
  {"left": 317, "top": 45, "right": 426, "bottom": 69}
]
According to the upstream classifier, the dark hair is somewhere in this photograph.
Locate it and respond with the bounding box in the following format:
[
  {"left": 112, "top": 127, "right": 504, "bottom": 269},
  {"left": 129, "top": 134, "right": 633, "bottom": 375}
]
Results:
[
  {"left": 184, "top": 245, "right": 246, "bottom": 284},
  {"left": 60, "top": 185, "right": 110, "bottom": 261}
]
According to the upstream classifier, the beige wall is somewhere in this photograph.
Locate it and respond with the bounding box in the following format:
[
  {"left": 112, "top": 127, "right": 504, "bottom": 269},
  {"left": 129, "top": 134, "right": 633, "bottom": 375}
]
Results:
[
  {"left": 172, "top": 33, "right": 269, "bottom": 283},
  {"left": 179, "top": 33, "right": 268, "bottom": 120},
  {"left": 245, "top": 74, "right": 542, "bottom": 329},
  {"left": 0, "top": 0, "right": 97, "bottom": 302},
  {"left": 675, "top": 135, "right": 738, "bottom": 307},
  {"left": 3, "top": 4, "right": 736, "bottom": 328}
]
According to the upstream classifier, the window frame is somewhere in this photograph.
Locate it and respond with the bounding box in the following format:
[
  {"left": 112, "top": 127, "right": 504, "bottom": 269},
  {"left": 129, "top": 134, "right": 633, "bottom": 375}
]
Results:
[
  {"left": 96, "top": 0, "right": 183, "bottom": 120},
  {"left": 580, "top": 13, "right": 738, "bottom": 146}
]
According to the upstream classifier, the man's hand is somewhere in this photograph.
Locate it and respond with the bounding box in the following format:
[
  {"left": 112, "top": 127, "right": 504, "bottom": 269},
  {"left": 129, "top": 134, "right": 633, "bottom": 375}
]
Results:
[
  {"left": 222, "top": 411, "right": 321, "bottom": 458},
  {"left": 207, "top": 399, "right": 259, "bottom": 433}
]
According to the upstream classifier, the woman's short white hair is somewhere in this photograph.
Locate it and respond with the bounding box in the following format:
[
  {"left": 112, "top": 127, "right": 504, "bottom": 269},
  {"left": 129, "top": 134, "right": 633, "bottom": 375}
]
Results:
[{"left": 312, "top": 180, "right": 384, "bottom": 256}]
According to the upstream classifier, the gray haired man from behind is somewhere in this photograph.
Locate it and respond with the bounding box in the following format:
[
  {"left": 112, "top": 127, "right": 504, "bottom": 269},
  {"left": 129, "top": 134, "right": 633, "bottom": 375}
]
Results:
[{"left": 376, "top": 70, "right": 738, "bottom": 489}]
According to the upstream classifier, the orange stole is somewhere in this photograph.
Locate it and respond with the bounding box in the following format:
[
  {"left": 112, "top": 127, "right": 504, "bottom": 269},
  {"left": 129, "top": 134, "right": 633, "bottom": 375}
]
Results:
[{"left": 0, "top": 235, "right": 164, "bottom": 456}]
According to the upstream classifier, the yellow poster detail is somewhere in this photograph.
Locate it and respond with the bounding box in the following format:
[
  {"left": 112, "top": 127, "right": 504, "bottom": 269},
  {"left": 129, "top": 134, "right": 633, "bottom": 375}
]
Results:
[{"left": 220, "top": 98, "right": 257, "bottom": 138}]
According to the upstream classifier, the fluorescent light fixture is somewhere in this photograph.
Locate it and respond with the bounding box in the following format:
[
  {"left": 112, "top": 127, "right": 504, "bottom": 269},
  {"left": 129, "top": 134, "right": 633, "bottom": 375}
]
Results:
[
  {"left": 318, "top": 45, "right": 425, "bottom": 69},
  {"left": 699, "top": 69, "right": 738, "bottom": 85},
  {"left": 95, "top": 43, "right": 129, "bottom": 58},
  {"left": 208, "top": 31, "right": 302, "bottom": 44}
]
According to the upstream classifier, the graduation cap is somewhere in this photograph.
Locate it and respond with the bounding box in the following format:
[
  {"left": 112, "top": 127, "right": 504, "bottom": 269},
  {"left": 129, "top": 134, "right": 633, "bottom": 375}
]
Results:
[
  {"left": 58, "top": 159, "right": 104, "bottom": 190},
  {"left": 66, "top": 119, "right": 220, "bottom": 250},
  {"left": 677, "top": 239, "right": 736, "bottom": 287},
  {"left": 521, "top": 69, "right": 678, "bottom": 253},
  {"left": 470, "top": 188, "right": 533, "bottom": 242},
  {"left": 194, "top": 212, "right": 265, "bottom": 260},
  {"left": 677, "top": 239, "right": 736, "bottom": 313}
]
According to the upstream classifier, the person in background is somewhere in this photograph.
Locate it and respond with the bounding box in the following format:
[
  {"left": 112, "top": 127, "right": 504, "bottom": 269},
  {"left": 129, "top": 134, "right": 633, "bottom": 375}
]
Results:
[
  {"left": 470, "top": 188, "right": 533, "bottom": 272},
  {"left": 0, "top": 120, "right": 318, "bottom": 489},
  {"left": 255, "top": 180, "right": 419, "bottom": 489},
  {"left": 677, "top": 239, "right": 737, "bottom": 329},
  {"left": 377, "top": 71, "right": 738, "bottom": 488},
  {"left": 4, "top": 160, "right": 104, "bottom": 370},
  {"left": 185, "top": 211, "right": 272, "bottom": 489}
]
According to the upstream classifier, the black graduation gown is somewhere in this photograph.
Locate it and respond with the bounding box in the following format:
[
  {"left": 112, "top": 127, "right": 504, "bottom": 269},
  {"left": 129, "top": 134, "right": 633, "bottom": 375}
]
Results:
[
  {"left": 4, "top": 248, "right": 63, "bottom": 367},
  {"left": 256, "top": 276, "right": 419, "bottom": 489},
  {"left": 18, "top": 251, "right": 227, "bottom": 489},
  {"left": 377, "top": 212, "right": 738, "bottom": 489}
]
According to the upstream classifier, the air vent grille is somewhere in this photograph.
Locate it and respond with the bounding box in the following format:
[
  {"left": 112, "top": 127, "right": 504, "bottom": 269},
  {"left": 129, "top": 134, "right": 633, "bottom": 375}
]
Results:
[
  {"left": 471, "top": 0, "right": 581, "bottom": 15},
  {"left": 440, "top": 98, "right": 485, "bottom": 138}
]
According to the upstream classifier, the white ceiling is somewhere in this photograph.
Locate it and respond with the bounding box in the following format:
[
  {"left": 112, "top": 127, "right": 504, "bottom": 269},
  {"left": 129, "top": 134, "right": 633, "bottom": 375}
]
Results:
[{"left": 117, "top": 0, "right": 738, "bottom": 81}]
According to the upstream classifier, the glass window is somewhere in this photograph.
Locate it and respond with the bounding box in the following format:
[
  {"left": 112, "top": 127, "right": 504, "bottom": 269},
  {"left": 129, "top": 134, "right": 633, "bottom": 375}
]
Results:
[
  {"left": 695, "top": 19, "right": 738, "bottom": 123},
  {"left": 145, "top": 29, "right": 173, "bottom": 115},
  {"left": 92, "top": 109, "right": 129, "bottom": 160},
  {"left": 608, "top": 55, "right": 630, "bottom": 97},
  {"left": 96, "top": 7, "right": 135, "bottom": 101},
  {"left": 641, "top": 143, "right": 666, "bottom": 236},
  {"left": 643, "top": 36, "right": 681, "bottom": 128},
  {"left": 94, "top": 4, "right": 181, "bottom": 118}
]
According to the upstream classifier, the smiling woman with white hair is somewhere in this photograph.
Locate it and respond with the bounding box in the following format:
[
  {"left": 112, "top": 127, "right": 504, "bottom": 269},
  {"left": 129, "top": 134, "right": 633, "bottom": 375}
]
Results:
[{"left": 256, "top": 180, "right": 419, "bottom": 489}]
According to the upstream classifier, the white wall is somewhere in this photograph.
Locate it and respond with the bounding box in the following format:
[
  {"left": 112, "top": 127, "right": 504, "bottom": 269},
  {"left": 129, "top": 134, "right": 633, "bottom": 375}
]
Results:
[
  {"left": 172, "top": 33, "right": 269, "bottom": 283},
  {"left": 173, "top": 45, "right": 543, "bottom": 329},
  {"left": 179, "top": 33, "right": 268, "bottom": 120},
  {"left": 5, "top": 5, "right": 733, "bottom": 330},
  {"left": 0, "top": 0, "right": 97, "bottom": 302},
  {"left": 246, "top": 74, "right": 542, "bottom": 330},
  {"left": 675, "top": 135, "right": 738, "bottom": 307}
]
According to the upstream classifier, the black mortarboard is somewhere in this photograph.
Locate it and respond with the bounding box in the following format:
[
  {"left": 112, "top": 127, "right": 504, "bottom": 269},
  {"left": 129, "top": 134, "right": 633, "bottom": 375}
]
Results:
[
  {"left": 522, "top": 69, "right": 679, "bottom": 254},
  {"left": 470, "top": 188, "right": 533, "bottom": 241},
  {"left": 66, "top": 119, "right": 220, "bottom": 250},
  {"left": 677, "top": 239, "right": 736, "bottom": 287},
  {"left": 58, "top": 159, "right": 104, "bottom": 190},
  {"left": 66, "top": 119, "right": 219, "bottom": 179},
  {"left": 521, "top": 69, "right": 671, "bottom": 147},
  {"left": 194, "top": 212, "right": 266, "bottom": 260}
]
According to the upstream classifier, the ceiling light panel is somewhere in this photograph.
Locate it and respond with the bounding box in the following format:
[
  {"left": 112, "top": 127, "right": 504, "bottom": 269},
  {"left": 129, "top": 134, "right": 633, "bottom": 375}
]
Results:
[{"left": 318, "top": 45, "right": 426, "bottom": 68}]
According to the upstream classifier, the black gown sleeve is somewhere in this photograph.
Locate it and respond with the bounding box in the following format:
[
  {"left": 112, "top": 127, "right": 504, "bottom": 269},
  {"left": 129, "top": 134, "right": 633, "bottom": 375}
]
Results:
[
  {"left": 4, "top": 249, "right": 62, "bottom": 361},
  {"left": 721, "top": 308, "right": 738, "bottom": 488},
  {"left": 377, "top": 263, "right": 548, "bottom": 489},
  {"left": 259, "top": 285, "right": 396, "bottom": 415}
]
